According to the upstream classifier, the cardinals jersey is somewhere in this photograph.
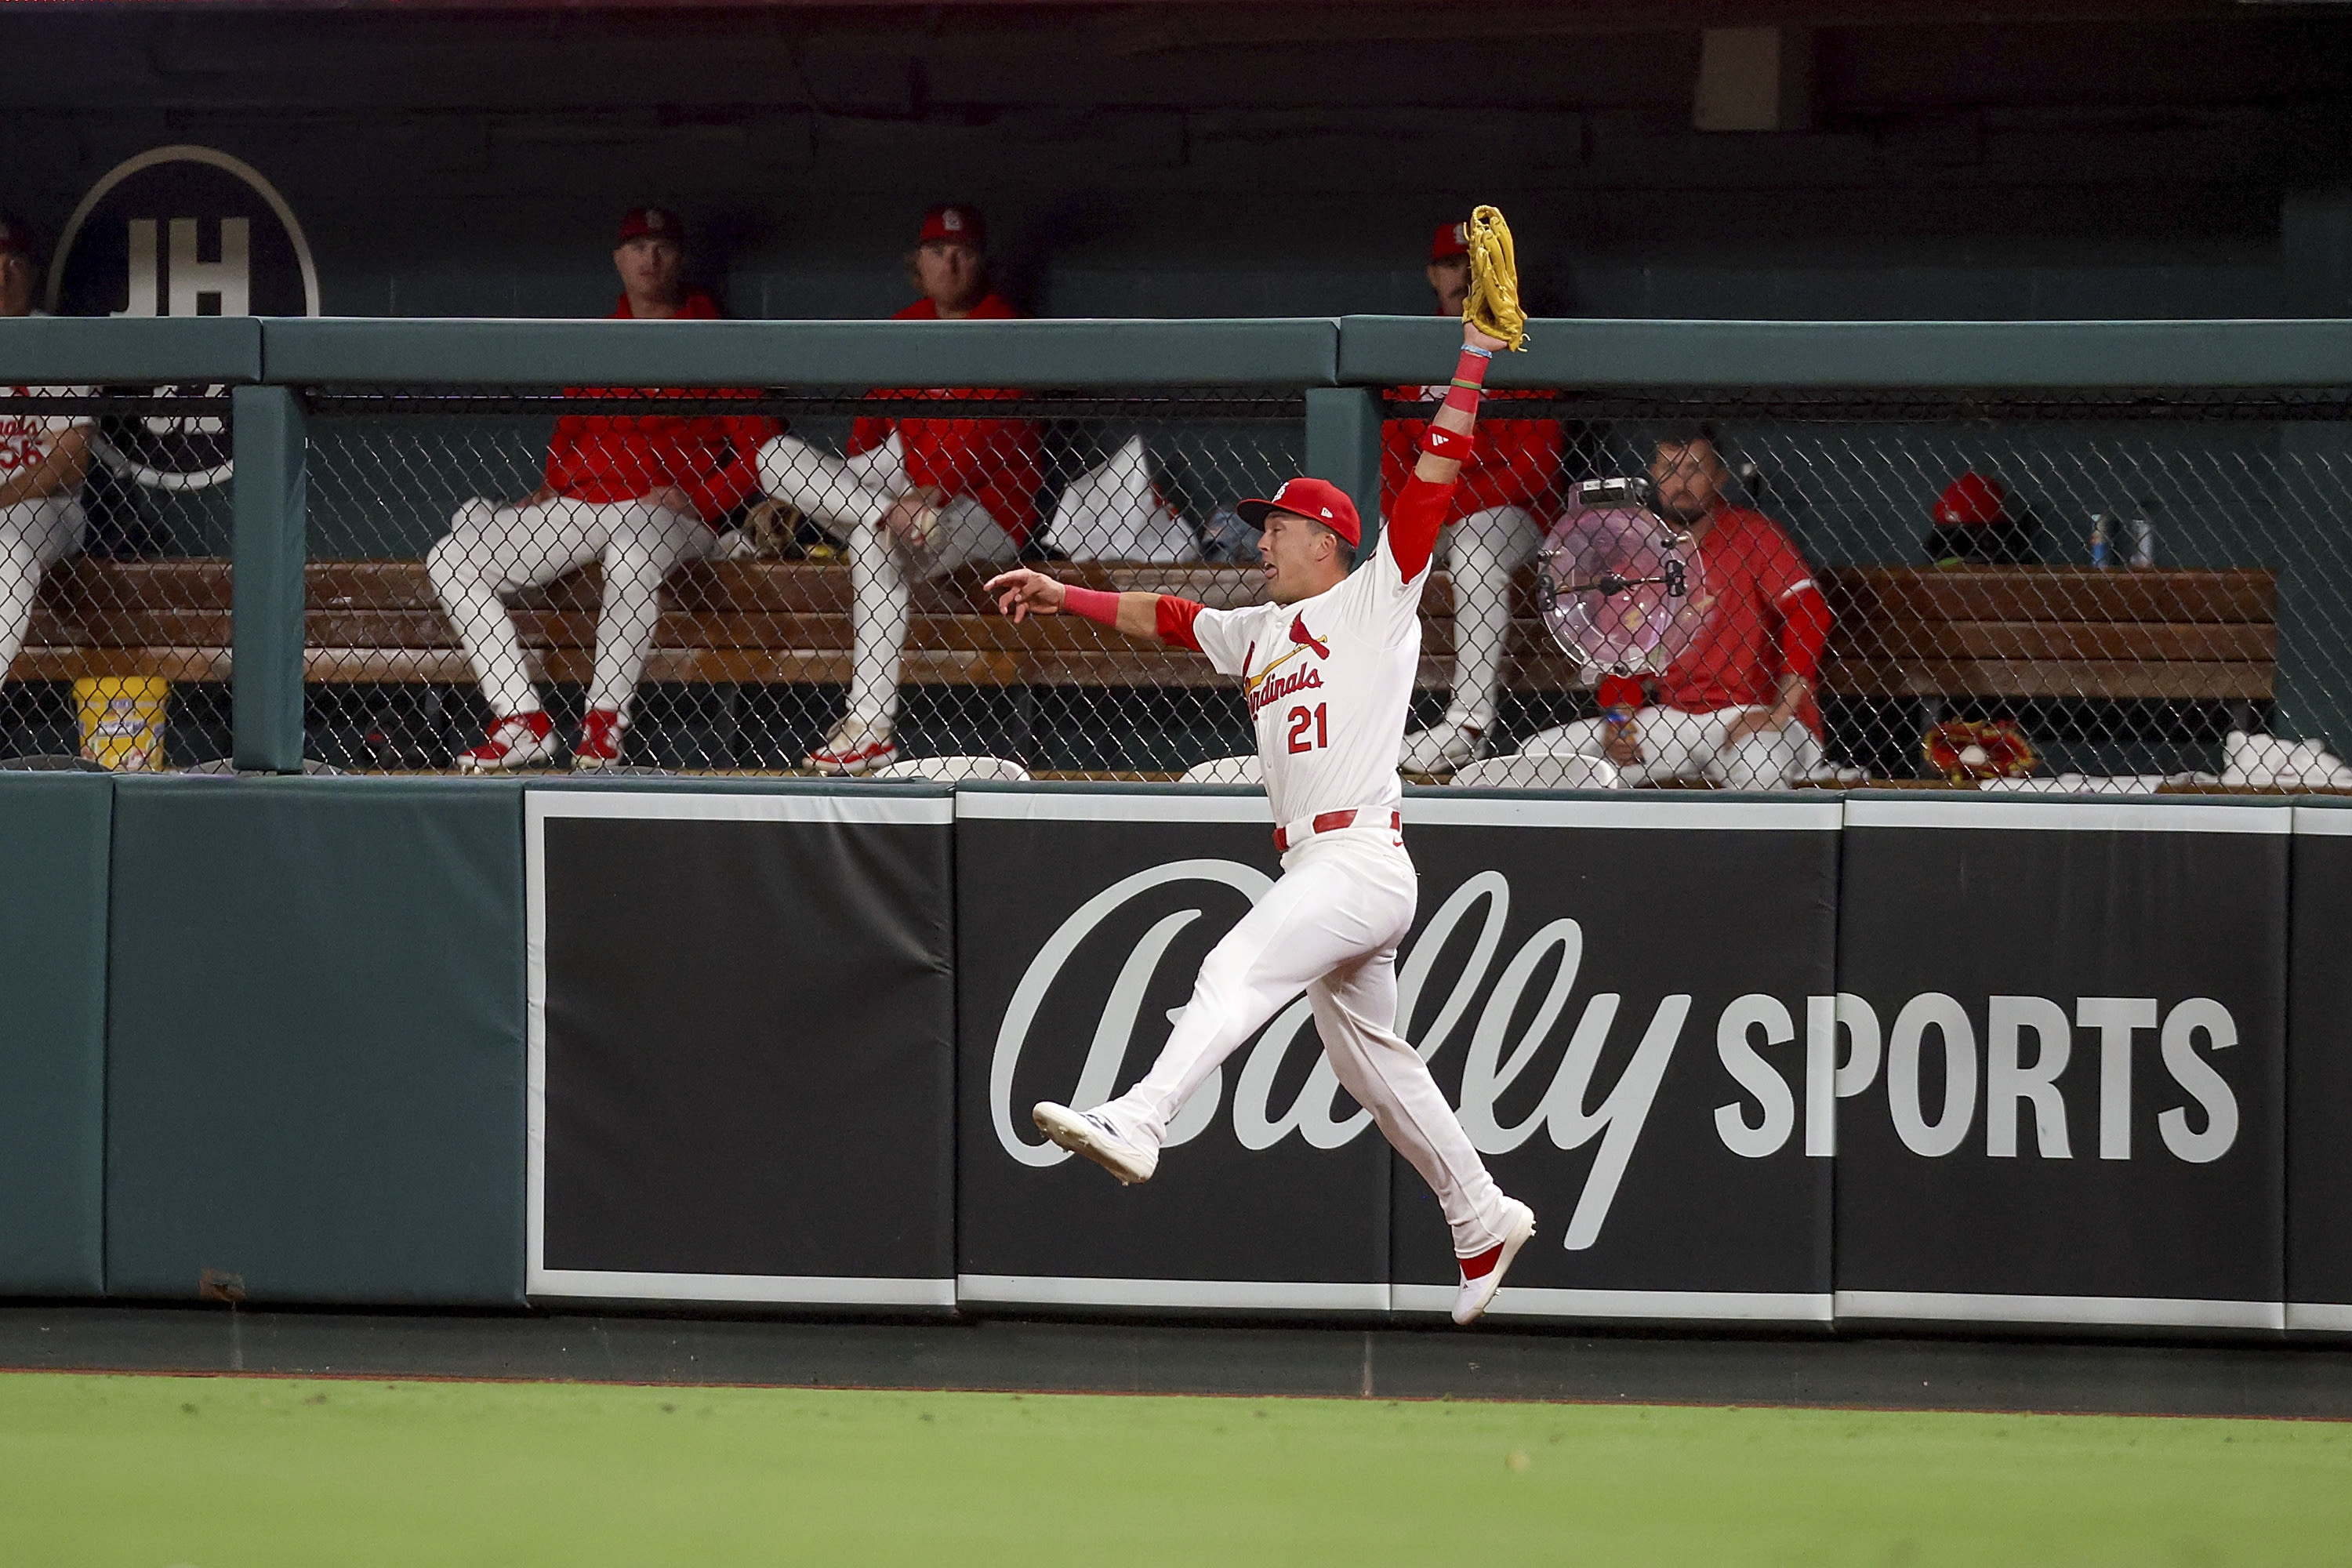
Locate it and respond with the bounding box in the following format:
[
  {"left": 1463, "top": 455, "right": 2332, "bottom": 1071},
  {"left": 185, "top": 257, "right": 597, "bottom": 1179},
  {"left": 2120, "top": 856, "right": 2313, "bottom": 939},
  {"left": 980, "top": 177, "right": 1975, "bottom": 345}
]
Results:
[
  {"left": 1178, "top": 477, "right": 1452, "bottom": 831},
  {"left": 0, "top": 383, "right": 95, "bottom": 487}
]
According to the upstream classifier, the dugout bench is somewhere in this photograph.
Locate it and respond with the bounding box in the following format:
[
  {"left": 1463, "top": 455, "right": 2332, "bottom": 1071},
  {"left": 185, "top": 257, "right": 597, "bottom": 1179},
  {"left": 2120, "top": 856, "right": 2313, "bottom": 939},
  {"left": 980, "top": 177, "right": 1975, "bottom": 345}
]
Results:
[{"left": 7, "top": 558, "right": 2280, "bottom": 775}]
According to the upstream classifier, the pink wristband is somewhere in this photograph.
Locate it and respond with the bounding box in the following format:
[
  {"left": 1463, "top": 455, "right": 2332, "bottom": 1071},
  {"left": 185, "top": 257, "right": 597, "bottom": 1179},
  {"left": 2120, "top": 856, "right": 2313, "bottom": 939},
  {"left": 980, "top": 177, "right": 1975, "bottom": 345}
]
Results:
[
  {"left": 1062, "top": 584, "right": 1120, "bottom": 626},
  {"left": 1442, "top": 345, "right": 1492, "bottom": 415}
]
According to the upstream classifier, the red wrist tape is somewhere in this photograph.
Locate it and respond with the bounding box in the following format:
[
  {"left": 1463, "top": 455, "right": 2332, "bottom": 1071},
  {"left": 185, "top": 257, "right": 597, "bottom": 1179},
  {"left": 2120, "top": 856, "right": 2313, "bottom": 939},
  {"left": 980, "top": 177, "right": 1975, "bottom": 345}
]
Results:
[{"left": 1062, "top": 584, "right": 1120, "bottom": 626}]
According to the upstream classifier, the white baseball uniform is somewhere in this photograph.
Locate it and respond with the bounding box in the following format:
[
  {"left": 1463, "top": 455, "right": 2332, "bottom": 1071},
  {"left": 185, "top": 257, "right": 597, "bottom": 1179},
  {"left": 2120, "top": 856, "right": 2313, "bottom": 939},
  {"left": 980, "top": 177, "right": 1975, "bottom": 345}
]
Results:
[
  {"left": 424, "top": 290, "right": 777, "bottom": 728},
  {"left": 0, "top": 379, "right": 95, "bottom": 684},
  {"left": 1093, "top": 468, "right": 1514, "bottom": 1261},
  {"left": 756, "top": 430, "right": 1018, "bottom": 730}
]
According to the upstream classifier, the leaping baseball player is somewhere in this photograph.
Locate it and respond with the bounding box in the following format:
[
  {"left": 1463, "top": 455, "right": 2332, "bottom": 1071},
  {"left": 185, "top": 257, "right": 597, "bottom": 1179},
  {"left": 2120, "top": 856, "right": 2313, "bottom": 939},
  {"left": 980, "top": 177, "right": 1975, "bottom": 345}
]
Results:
[{"left": 987, "top": 211, "right": 1537, "bottom": 1326}]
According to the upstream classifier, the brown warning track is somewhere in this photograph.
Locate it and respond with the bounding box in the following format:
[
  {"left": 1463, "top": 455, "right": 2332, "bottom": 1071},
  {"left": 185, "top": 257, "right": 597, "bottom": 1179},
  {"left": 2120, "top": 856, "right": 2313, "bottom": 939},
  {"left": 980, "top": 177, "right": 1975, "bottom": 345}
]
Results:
[{"left": 2, "top": 1305, "right": 2350, "bottom": 1420}]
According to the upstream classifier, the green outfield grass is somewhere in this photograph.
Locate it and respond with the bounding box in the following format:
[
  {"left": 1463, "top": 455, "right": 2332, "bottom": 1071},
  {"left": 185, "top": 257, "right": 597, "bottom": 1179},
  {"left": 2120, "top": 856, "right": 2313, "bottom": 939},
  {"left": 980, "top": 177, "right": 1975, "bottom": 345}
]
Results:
[{"left": 1, "top": 1370, "right": 2347, "bottom": 1566}]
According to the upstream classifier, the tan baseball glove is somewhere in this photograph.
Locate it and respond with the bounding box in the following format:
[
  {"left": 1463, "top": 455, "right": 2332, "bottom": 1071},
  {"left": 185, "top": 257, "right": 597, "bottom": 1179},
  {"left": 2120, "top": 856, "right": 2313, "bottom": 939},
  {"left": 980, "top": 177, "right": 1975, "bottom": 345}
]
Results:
[{"left": 1462, "top": 205, "right": 1529, "bottom": 352}]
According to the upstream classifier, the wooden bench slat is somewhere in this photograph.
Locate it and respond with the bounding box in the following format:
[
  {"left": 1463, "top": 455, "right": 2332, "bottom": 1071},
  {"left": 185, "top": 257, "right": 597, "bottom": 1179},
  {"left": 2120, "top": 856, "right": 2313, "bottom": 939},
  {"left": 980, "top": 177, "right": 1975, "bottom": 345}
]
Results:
[
  {"left": 1819, "top": 656, "right": 2275, "bottom": 702},
  {"left": 1826, "top": 567, "right": 2277, "bottom": 625},
  {"left": 14, "top": 559, "right": 2283, "bottom": 708},
  {"left": 1834, "top": 619, "right": 2278, "bottom": 664}
]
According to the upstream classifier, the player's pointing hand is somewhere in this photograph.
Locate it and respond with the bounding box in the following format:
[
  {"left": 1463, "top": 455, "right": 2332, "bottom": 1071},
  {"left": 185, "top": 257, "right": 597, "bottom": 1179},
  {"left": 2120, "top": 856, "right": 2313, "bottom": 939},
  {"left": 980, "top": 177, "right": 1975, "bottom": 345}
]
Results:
[{"left": 987, "top": 567, "right": 1065, "bottom": 623}]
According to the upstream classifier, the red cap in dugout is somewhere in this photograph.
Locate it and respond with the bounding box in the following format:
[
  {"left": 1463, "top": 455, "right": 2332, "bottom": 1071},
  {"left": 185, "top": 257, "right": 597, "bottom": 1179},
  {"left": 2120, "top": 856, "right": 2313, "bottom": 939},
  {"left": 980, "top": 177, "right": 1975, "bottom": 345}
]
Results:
[
  {"left": 1933, "top": 470, "right": 2006, "bottom": 527},
  {"left": 0, "top": 217, "right": 34, "bottom": 259},
  {"left": 616, "top": 207, "right": 683, "bottom": 246},
  {"left": 1429, "top": 220, "right": 1471, "bottom": 263},
  {"left": 920, "top": 204, "right": 985, "bottom": 247},
  {"left": 1236, "top": 477, "right": 1363, "bottom": 548}
]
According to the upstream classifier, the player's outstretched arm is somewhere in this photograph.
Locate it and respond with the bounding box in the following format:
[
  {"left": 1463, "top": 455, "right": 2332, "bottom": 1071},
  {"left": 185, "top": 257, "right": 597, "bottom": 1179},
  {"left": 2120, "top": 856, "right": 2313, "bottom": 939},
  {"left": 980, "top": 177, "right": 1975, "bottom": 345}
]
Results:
[
  {"left": 1415, "top": 319, "right": 1508, "bottom": 486},
  {"left": 1385, "top": 320, "right": 1508, "bottom": 581},
  {"left": 988, "top": 568, "right": 1187, "bottom": 646}
]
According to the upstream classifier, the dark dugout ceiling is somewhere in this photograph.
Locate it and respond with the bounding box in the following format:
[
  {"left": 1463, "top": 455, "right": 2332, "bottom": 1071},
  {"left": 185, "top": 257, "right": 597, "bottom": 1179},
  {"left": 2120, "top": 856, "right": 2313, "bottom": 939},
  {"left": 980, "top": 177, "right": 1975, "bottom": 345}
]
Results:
[{"left": 16, "top": 0, "right": 2292, "bottom": 18}]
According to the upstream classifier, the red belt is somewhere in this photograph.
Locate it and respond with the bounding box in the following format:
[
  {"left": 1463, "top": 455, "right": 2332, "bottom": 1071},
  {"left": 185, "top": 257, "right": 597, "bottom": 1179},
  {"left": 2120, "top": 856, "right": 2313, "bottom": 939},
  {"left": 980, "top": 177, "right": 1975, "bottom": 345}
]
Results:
[{"left": 1273, "top": 808, "right": 1402, "bottom": 853}]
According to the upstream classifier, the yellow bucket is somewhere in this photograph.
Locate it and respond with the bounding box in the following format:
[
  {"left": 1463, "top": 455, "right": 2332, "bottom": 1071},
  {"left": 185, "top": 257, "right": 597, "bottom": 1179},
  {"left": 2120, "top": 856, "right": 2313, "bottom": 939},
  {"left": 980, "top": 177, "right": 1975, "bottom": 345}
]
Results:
[{"left": 74, "top": 675, "right": 170, "bottom": 771}]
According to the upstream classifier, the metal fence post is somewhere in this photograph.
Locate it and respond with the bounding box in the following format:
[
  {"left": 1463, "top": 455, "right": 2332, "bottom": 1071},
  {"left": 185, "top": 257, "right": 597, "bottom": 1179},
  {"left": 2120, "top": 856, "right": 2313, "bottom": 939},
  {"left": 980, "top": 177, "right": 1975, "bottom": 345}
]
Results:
[
  {"left": 2278, "top": 420, "right": 2352, "bottom": 757},
  {"left": 230, "top": 384, "right": 307, "bottom": 773},
  {"left": 1303, "top": 386, "right": 1384, "bottom": 556}
]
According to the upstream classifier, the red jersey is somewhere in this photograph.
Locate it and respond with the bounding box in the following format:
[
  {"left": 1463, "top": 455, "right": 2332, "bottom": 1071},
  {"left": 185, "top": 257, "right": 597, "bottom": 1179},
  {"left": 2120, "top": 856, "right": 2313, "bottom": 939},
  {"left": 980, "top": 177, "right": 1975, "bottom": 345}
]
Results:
[
  {"left": 1596, "top": 506, "right": 1832, "bottom": 737},
  {"left": 848, "top": 292, "right": 1044, "bottom": 545},
  {"left": 1380, "top": 386, "right": 1562, "bottom": 524},
  {"left": 543, "top": 291, "right": 781, "bottom": 523}
]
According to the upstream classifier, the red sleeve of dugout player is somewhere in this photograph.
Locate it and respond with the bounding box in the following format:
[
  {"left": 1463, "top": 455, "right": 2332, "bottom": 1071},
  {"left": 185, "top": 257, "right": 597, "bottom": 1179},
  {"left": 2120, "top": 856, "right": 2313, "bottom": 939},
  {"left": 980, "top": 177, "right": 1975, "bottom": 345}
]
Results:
[
  {"left": 542, "top": 291, "right": 783, "bottom": 522},
  {"left": 847, "top": 293, "right": 1045, "bottom": 546},
  {"left": 1379, "top": 387, "right": 1563, "bottom": 524},
  {"left": 1603, "top": 509, "right": 1831, "bottom": 736}
]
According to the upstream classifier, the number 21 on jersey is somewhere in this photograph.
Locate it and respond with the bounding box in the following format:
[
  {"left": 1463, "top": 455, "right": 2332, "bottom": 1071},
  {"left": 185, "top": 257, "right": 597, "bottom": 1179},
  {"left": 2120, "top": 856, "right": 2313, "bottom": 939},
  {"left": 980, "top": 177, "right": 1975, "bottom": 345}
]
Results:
[{"left": 1286, "top": 703, "right": 1328, "bottom": 753}]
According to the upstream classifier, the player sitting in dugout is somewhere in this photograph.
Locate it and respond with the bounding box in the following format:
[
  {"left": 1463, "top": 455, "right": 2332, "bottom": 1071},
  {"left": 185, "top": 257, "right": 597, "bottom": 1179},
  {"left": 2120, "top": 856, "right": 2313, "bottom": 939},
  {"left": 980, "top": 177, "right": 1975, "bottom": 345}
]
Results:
[
  {"left": 1390, "top": 220, "right": 1566, "bottom": 776},
  {"left": 757, "top": 204, "right": 1044, "bottom": 777},
  {"left": 430, "top": 207, "right": 779, "bottom": 772},
  {"left": 1517, "top": 424, "right": 1833, "bottom": 789},
  {"left": 0, "top": 218, "right": 99, "bottom": 702}
]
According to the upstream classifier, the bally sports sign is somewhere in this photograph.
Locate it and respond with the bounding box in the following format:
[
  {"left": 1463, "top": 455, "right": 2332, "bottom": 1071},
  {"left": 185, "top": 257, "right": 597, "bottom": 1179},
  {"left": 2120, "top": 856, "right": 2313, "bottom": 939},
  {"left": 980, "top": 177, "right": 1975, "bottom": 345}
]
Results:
[{"left": 524, "top": 785, "right": 2325, "bottom": 1335}]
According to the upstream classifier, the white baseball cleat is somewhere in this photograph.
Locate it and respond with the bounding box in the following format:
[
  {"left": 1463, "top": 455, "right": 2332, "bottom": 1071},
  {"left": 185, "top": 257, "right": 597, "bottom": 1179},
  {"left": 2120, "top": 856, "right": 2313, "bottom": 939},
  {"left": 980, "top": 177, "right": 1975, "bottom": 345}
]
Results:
[
  {"left": 1033, "top": 1102, "right": 1158, "bottom": 1185},
  {"left": 807, "top": 716, "right": 897, "bottom": 775},
  {"left": 1400, "top": 719, "right": 1486, "bottom": 775},
  {"left": 1452, "top": 1198, "right": 1536, "bottom": 1325},
  {"left": 456, "top": 711, "right": 559, "bottom": 773}
]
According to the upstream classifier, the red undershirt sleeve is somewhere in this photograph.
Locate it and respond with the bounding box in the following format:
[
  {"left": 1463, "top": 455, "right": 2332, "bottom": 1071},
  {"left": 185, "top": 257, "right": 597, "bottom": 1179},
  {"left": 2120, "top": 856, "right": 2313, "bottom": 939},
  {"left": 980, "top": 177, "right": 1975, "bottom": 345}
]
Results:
[
  {"left": 1156, "top": 594, "right": 1206, "bottom": 652},
  {"left": 681, "top": 413, "right": 782, "bottom": 521},
  {"left": 1778, "top": 583, "right": 1831, "bottom": 683},
  {"left": 543, "top": 412, "right": 584, "bottom": 490},
  {"left": 1385, "top": 474, "right": 1454, "bottom": 583}
]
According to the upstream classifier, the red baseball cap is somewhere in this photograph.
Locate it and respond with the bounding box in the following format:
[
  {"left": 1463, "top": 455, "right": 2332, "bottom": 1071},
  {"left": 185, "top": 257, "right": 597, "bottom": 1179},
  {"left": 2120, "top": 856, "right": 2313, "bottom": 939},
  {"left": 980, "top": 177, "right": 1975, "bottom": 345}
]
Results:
[
  {"left": 1933, "top": 471, "right": 2005, "bottom": 527},
  {"left": 0, "top": 216, "right": 36, "bottom": 260},
  {"left": 617, "top": 207, "right": 684, "bottom": 247},
  {"left": 1237, "top": 477, "right": 1362, "bottom": 548},
  {"left": 1429, "top": 220, "right": 1470, "bottom": 263},
  {"left": 919, "top": 204, "right": 985, "bottom": 248}
]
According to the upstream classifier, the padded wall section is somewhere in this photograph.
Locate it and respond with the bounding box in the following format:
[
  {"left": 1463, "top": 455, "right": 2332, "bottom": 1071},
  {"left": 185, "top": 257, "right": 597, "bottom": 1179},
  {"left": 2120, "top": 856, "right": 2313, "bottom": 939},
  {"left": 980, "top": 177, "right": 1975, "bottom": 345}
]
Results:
[
  {"left": 0, "top": 773, "right": 112, "bottom": 1296},
  {"left": 528, "top": 784, "right": 956, "bottom": 1308},
  {"left": 2289, "top": 804, "right": 2352, "bottom": 1333},
  {"left": 106, "top": 778, "right": 525, "bottom": 1305},
  {"left": 1836, "top": 797, "right": 2288, "bottom": 1333}
]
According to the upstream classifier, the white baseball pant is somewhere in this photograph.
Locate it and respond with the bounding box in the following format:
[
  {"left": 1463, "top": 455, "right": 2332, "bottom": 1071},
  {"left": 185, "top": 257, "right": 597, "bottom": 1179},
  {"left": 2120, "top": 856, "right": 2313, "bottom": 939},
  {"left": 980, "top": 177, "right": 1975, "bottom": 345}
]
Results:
[
  {"left": 0, "top": 495, "right": 89, "bottom": 682},
  {"left": 1524, "top": 704, "right": 1824, "bottom": 789},
  {"left": 1101, "top": 826, "right": 1514, "bottom": 1259},
  {"left": 1436, "top": 504, "right": 1543, "bottom": 733},
  {"left": 757, "top": 432, "right": 1018, "bottom": 728},
  {"left": 426, "top": 495, "right": 715, "bottom": 720}
]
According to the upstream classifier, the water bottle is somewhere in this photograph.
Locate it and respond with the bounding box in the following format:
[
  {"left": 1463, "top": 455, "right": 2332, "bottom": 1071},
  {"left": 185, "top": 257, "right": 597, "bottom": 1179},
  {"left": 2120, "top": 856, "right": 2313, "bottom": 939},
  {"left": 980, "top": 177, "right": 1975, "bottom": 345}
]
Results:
[{"left": 2089, "top": 514, "right": 2114, "bottom": 568}]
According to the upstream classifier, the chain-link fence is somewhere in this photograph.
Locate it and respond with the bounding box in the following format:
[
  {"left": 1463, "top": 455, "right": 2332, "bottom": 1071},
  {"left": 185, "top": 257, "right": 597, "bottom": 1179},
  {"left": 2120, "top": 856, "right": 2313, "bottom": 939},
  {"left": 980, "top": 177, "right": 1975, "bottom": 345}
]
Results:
[
  {"left": 284, "top": 380, "right": 2352, "bottom": 789},
  {"left": 0, "top": 386, "right": 236, "bottom": 770},
  {"left": 1433, "top": 387, "right": 2348, "bottom": 791},
  {"left": 299, "top": 388, "right": 1301, "bottom": 775},
  {"left": 17, "top": 372, "right": 2326, "bottom": 788}
]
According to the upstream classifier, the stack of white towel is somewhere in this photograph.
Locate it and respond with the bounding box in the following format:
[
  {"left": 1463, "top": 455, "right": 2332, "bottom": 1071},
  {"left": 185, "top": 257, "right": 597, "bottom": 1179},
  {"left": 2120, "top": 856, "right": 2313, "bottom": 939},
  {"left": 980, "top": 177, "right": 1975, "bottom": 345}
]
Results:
[
  {"left": 1980, "top": 730, "right": 2352, "bottom": 794},
  {"left": 2219, "top": 728, "right": 2352, "bottom": 789}
]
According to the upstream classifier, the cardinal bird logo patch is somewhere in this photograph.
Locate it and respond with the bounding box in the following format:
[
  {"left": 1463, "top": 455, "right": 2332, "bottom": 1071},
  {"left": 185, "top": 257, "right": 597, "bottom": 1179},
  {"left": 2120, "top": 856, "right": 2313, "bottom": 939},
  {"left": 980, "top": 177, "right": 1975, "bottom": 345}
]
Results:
[{"left": 1243, "top": 616, "right": 1333, "bottom": 717}]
